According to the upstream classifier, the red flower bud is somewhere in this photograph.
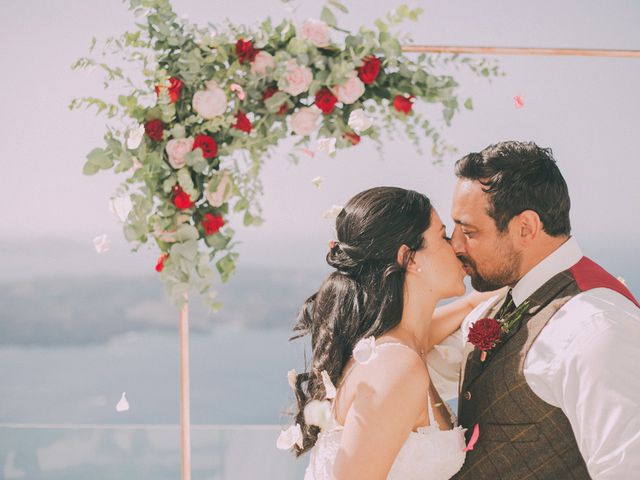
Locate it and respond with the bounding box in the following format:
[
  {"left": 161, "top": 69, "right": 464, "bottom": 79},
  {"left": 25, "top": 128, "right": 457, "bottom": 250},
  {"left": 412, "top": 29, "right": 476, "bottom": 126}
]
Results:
[
  {"left": 144, "top": 119, "right": 164, "bottom": 142},
  {"left": 393, "top": 95, "right": 414, "bottom": 114},
  {"left": 233, "top": 111, "right": 252, "bottom": 133},
  {"left": 155, "top": 253, "right": 169, "bottom": 272},
  {"left": 344, "top": 131, "right": 361, "bottom": 146}
]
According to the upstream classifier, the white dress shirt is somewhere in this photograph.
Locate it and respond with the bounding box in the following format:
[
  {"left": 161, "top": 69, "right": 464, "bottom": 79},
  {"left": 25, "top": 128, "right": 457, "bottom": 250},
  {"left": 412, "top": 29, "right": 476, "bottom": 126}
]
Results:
[{"left": 427, "top": 237, "right": 640, "bottom": 479}]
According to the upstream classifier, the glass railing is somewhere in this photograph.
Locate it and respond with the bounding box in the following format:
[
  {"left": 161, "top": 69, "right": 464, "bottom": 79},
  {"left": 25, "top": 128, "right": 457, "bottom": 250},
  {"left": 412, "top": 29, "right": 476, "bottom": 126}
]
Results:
[{"left": 0, "top": 424, "right": 307, "bottom": 479}]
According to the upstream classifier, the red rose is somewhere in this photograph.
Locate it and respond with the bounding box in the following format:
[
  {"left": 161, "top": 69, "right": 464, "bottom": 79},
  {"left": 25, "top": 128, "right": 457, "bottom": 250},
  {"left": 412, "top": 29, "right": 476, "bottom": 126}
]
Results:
[
  {"left": 344, "top": 131, "right": 361, "bottom": 145},
  {"left": 172, "top": 186, "right": 195, "bottom": 210},
  {"left": 155, "top": 77, "right": 183, "bottom": 103},
  {"left": 233, "top": 111, "right": 252, "bottom": 133},
  {"left": 359, "top": 56, "right": 381, "bottom": 85},
  {"left": 193, "top": 134, "right": 218, "bottom": 158},
  {"left": 155, "top": 253, "right": 169, "bottom": 272},
  {"left": 144, "top": 119, "right": 164, "bottom": 142},
  {"left": 467, "top": 318, "right": 502, "bottom": 351},
  {"left": 263, "top": 87, "right": 287, "bottom": 115},
  {"left": 315, "top": 88, "right": 338, "bottom": 115},
  {"left": 393, "top": 95, "right": 414, "bottom": 114},
  {"left": 202, "top": 213, "right": 225, "bottom": 236},
  {"left": 236, "top": 38, "right": 257, "bottom": 63}
]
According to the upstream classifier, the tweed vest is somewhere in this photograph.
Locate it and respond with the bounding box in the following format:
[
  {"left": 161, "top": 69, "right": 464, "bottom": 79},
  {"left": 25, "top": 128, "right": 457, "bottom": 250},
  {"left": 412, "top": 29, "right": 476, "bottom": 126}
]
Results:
[{"left": 452, "top": 256, "right": 639, "bottom": 479}]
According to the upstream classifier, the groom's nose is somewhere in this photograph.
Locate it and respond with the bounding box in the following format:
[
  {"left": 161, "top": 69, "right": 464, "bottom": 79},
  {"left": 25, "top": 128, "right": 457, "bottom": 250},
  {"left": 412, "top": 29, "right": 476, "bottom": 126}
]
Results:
[{"left": 450, "top": 225, "right": 466, "bottom": 254}]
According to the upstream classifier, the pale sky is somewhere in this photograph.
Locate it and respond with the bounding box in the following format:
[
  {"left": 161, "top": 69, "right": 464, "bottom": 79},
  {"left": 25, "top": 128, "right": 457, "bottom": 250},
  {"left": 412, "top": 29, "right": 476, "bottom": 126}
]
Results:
[{"left": 1, "top": 0, "right": 639, "bottom": 282}]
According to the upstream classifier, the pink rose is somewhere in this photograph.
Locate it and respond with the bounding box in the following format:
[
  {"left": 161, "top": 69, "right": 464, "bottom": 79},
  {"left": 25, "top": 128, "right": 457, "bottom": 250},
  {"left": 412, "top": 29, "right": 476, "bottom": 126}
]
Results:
[
  {"left": 332, "top": 71, "right": 365, "bottom": 105},
  {"left": 281, "top": 60, "right": 313, "bottom": 96},
  {"left": 251, "top": 51, "right": 275, "bottom": 76},
  {"left": 205, "top": 171, "right": 232, "bottom": 207},
  {"left": 299, "top": 19, "right": 331, "bottom": 48},
  {"left": 165, "top": 137, "right": 194, "bottom": 169},
  {"left": 192, "top": 82, "right": 227, "bottom": 119},
  {"left": 290, "top": 107, "right": 320, "bottom": 136}
]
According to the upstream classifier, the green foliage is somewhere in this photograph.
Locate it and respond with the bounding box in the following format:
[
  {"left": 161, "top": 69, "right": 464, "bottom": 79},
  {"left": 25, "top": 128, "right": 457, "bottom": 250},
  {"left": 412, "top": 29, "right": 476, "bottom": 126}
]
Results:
[{"left": 71, "top": 0, "right": 499, "bottom": 312}]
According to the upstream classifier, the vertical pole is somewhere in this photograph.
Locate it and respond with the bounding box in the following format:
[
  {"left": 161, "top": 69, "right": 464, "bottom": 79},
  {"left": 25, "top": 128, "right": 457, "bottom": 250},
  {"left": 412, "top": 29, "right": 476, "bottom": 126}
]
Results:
[{"left": 179, "top": 294, "right": 191, "bottom": 480}]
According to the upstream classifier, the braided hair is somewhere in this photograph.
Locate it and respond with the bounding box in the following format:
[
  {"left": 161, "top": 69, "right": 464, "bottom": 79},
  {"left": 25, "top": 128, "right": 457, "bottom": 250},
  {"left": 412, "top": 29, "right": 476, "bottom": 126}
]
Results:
[{"left": 290, "top": 186, "right": 432, "bottom": 456}]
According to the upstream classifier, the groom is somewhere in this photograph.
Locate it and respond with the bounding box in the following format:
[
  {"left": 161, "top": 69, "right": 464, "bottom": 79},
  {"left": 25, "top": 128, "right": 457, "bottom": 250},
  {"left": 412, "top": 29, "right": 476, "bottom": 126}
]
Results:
[{"left": 445, "top": 141, "right": 640, "bottom": 478}]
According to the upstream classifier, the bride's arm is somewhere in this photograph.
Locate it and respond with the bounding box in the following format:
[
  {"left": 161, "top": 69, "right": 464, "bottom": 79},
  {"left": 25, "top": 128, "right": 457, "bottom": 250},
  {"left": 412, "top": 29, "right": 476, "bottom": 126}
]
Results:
[
  {"left": 332, "top": 349, "right": 429, "bottom": 480},
  {"left": 428, "top": 288, "right": 507, "bottom": 349}
]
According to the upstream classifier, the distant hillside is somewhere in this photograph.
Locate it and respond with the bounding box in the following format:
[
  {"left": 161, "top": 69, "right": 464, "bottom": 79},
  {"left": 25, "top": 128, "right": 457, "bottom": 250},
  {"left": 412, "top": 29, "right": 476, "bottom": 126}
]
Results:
[{"left": 0, "top": 267, "right": 326, "bottom": 346}]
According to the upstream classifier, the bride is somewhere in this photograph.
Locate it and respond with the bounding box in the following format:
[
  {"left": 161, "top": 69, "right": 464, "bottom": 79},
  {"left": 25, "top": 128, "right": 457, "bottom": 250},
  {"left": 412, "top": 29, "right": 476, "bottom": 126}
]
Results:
[{"left": 286, "top": 186, "right": 493, "bottom": 479}]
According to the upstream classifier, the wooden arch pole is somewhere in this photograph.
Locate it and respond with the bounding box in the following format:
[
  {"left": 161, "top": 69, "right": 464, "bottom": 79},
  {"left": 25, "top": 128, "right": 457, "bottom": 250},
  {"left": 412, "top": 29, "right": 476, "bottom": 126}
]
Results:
[
  {"left": 179, "top": 295, "right": 191, "bottom": 480},
  {"left": 400, "top": 45, "right": 640, "bottom": 58}
]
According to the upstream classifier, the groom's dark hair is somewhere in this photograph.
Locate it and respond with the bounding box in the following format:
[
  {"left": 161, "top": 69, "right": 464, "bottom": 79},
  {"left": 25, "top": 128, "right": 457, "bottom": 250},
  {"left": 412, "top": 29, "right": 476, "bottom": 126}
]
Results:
[{"left": 455, "top": 141, "right": 571, "bottom": 236}]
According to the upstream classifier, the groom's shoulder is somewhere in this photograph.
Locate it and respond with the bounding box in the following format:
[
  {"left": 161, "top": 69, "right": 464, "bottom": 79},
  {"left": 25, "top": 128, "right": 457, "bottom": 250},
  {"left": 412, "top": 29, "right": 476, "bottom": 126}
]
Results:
[{"left": 563, "top": 287, "right": 640, "bottom": 322}]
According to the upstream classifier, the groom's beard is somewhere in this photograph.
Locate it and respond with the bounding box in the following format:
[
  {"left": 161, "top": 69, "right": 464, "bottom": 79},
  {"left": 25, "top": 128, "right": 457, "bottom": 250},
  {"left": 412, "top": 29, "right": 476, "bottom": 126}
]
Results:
[{"left": 457, "top": 249, "right": 522, "bottom": 292}]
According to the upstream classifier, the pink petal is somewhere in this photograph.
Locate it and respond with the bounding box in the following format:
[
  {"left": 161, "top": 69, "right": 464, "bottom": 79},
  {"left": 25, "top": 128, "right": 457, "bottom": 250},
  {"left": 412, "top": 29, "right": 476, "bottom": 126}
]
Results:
[
  {"left": 514, "top": 94, "right": 525, "bottom": 109},
  {"left": 298, "top": 147, "right": 315, "bottom": 158},
  {"left": 230, "top": 83, "right": 246, "bottom": 101},
  {"left": 463, "top": 423, "right": 480, "bottom": 451}
]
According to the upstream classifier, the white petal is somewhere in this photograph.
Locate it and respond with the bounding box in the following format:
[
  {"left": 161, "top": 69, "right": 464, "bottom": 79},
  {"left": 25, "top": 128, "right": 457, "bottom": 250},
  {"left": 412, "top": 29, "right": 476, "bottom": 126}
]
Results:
[
  {"left": 116, "top": 392, "right": 130, "bottom": 412},
  {"left": 321, "top": 370, "right": 336, "bottom": 399},
  {"left": 433, "top": 344, "right": 463, "bottom": 364},
  {"left": 317, "top": 137, "right": 336, "bottom": 155},
  {"left": 353, "top": 336, "right": 378, "bottom": 365},
  {"left": 276, "top": 423, "right": 303, "bottom": 450},
  {"left": 348, "top": 109, "right": 373, "bottom": 133},
  {"left": 323, "top": 205, "right": 343, "bottom": 220},
  {"left": 109, "top": 196, "right": 133, "bottom": 222},
  {"left": 126, "top": 125, "right": 145, "bottom": 150},
  {"left": 311, "top": 176, "right": 323, "bottom": 189},
  {"left": 287, "top": 369, "right": 297, "bottom": 390},
  {"left": 93, "top": 234, "right": 111, "bottom": 254},
  {"left": 304, "top": 400, "right": 332, "bottom": 430}
]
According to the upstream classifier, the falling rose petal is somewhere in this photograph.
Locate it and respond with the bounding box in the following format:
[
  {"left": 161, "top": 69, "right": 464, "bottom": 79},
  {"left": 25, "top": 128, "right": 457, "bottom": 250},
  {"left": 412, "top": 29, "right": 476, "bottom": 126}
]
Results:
[
  {"left": 93, "top": 234, "right": 111, "bottom": 254},
  {"left": 304, "top": 400, "right": 332, "bottom": 429},
  {"left": 298, "top": 147, "right": 315, "bottom": 158},
  {"left": 514, "top": 94, "right": 525, "bottom": 109},
  {"left": 287, "top": 369, "right": 297, "bottom": 390},
  {"left": 311, "top": 176, "right": 323, "bottom": 189},
  {"left": 321, "top": 370, "right": 337, "bottom": 399},
  {"left": 116, "top": 392, "right": 130, "bottom": 412},
  {"left": 323, "top": 205, "right": 343, "bottom": 220},
  {"left": 276, "top": 423, "right": 303, "bottom": 450},
  {"left": 230, "top": 83, "right": 246, "bottom": 101},
  {"left": 463, "top": 423, "right": 480, "bottom": 451}
]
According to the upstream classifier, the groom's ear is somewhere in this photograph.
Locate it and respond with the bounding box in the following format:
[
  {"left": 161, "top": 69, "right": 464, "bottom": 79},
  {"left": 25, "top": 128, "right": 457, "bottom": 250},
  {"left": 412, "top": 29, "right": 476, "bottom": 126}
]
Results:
[{"left": 513, "top": 209, "right": 542, "bottom": 244}]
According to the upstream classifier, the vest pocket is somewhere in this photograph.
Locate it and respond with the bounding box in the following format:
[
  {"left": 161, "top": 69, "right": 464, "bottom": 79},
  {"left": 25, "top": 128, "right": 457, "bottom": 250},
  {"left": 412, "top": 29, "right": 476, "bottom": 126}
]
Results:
[{"left": 481, "top": 422, "right": 540, "bottom": 443}]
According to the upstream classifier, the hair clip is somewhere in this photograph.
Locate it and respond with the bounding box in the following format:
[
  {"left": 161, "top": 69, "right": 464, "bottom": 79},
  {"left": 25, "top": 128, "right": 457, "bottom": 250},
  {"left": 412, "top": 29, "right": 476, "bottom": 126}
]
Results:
[{"left": 329, "top": 240, "right": 336, "bottom": 250}]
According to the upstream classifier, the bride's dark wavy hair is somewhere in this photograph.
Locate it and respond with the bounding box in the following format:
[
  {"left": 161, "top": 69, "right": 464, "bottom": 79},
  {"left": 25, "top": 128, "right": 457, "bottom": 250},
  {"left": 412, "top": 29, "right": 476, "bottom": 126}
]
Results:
[{"left": 290, "top": 186, "right": 433, "bottom": 456}]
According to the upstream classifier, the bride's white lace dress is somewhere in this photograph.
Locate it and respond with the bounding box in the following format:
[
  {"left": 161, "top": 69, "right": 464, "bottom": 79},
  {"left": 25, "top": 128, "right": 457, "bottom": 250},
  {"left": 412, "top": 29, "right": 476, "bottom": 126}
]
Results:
[{"left": 304, "top": 342, "right": 467, "bottom": 480}]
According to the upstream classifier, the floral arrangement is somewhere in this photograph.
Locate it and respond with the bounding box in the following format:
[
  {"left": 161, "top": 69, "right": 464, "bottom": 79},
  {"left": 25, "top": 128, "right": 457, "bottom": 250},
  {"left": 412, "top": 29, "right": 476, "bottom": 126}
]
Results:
[{"left": 70, "top": 0, "right": 499, "bottom": 309}]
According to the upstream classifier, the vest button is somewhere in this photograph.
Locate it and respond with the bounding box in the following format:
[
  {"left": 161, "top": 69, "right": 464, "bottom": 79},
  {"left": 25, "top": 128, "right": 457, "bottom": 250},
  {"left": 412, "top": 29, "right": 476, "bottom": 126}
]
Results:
[{"left": 463, "top": 391, "right": 472, "bottom": 401}]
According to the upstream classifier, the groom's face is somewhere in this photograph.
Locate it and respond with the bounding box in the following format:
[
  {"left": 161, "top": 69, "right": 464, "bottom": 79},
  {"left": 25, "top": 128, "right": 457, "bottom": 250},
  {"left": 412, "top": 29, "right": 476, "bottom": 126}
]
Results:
[{"left": 450, "top": 179, "right": 522, "bottom": 291}]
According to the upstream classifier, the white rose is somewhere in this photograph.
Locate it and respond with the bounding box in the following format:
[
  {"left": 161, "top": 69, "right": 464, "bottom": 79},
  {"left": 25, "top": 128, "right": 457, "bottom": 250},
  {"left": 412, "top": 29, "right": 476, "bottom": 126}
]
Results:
[
  {"left": 353, "top": 336, "right": 378, "bottom": 365},
  {"left": 298, "top": 18, "right": 331, "bottom": 48},
  {"left": 303, "top": 400, "right": 332, "bottom": 429},
  {"left": 333, "top": 71, "right": 365, "bottom": 105},
  {"left": 192, "top": 83, "right": 227, "bottom": 119},
  {"left": 321, "top": 370, "right": 336, "bottom": 399},
  {"left": 165, "top": 137, "right": 194, "bottom": 169},
  {"left": 281, "top": 60, "right": 313, "bottom": 96},
  {"left": 348, "top": 109, "right": 373, "bottom": 132},
  {"left": 205, "top": 170, "right": 232, "bottom": 207},
  {"left": 126, "top": 125, "right": 145, "bottom": 150},
  {"left": 251, "top": 51, "right": 275, "bottom": 76},
  {"left": 290, "top": 107, "right": 320, "bottom": 136},
  {"left": 276, "top": 424, "right": 303, "bottom": 450},
  {"left": 317, "top": 137, "right": 336, "bottom": 155}
]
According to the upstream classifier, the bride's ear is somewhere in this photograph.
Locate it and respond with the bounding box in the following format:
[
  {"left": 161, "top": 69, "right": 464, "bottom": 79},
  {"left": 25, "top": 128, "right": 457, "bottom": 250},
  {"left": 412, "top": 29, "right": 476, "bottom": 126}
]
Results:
[{"left": 396, "top": 244, "right": 415, "bottom": 270}]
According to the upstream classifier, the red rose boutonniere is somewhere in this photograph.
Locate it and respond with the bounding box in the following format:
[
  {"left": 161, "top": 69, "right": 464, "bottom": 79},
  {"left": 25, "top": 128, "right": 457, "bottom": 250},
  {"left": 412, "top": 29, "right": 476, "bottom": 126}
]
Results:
[{"left": 467, "top": 300, "right": 531, "bottom": 362}]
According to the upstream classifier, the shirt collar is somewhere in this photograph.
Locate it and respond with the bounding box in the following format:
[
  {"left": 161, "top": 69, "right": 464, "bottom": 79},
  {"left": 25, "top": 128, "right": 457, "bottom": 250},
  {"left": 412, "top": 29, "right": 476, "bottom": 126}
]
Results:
[{"left": 511, "top": 236, "right": 583, "bottom": 307}]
